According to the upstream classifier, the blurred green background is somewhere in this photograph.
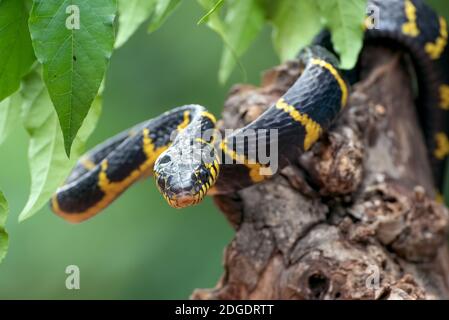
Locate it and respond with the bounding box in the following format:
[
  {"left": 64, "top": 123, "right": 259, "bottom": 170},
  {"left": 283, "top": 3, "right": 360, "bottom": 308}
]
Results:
[{"left": 0, "top": 1, "right": 277, "bottom": 299}]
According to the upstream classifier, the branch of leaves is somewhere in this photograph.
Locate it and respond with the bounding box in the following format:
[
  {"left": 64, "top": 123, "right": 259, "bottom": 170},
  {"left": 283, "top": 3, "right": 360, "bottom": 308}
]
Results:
[
  {"left": 116, "top": 0, "right": 371, "bottom": 83},
  {"left": 197, "top": 0, "right": 370, "bottom": 84},
  {"left": 0, "top": 2, "right": 112, "bottom": 266}
]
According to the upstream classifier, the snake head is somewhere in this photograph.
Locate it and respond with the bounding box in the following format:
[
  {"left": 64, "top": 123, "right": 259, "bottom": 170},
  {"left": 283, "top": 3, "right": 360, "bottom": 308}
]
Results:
[{"left": 154, "top": 138, "right": 220, "bottom": 208}]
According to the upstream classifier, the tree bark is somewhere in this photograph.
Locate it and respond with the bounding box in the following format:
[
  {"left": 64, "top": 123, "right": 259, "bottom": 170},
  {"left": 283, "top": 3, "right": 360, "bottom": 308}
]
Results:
[{"left": 192, "top": 46, "right": 449, "bottom": 300}]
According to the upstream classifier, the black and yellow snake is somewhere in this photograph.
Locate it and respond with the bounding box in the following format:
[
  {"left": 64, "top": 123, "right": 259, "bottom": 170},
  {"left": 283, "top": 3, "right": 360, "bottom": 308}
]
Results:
[{"left": 51, "top": 0, "right": 449, "bottom": 223}]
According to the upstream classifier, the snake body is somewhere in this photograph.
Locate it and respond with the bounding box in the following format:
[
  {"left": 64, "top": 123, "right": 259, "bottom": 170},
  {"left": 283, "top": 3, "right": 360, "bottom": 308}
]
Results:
[{"left": 52, "top": 0, "right": 449, "bottom": 222}]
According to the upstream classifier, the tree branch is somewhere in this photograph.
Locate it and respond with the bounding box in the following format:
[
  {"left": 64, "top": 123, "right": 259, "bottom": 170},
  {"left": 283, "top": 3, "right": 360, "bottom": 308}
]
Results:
[{"left": 192, "top": 47, "right": 449, "bottom": 300}]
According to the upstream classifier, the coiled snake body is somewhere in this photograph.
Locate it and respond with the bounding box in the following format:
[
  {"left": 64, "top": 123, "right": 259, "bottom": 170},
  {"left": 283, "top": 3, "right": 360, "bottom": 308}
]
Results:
[{"left": 52, "top": 0, "right": 449, "bottom": 223}]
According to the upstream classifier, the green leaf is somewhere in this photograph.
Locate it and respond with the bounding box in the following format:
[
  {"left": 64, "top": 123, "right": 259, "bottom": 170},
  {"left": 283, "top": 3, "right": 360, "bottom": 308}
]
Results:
[
  {"left": 29, "top": 0, "right": 116, "bottom": 156},
  {"left": 0, "top": 0, "right": 35, "bottom": 102},
  {"left": 116, "top": 0, "right": 157, "bottom": 48},
  {"left": 198, "top": 0, "right": 235, "bottom": 80},
  {"left": 147, "top": 0, "right": 182, "bottom": 33},
  {"left": 270, "top": 0, "right": 322, "bottom": 61},
  {"left": 197, "top": 0, "right": 224, "bottom": 25},
  {"left": 0, "top": 90, "right": 22, "bottom": 145},
  {"left": 18, "top": 71, "right": 102, "bottom": 222},
  {"left": 198, "top": 0, "right": 263, "bottom": 84},
  {"left": 316, "top": 0, "right": 367, "bottom": 69},
  {"left": 218, "top": 0, "right": 264, "bottom": 83},
  {"left": 0, "top": 191, "right": 8, "bottom": 264}
]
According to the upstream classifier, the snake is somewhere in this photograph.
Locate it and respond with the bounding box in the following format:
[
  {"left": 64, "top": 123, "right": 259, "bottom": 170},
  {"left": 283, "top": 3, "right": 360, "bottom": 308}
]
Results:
[{"left": 51, "top": 0, "right": 449, "bottom": 223}]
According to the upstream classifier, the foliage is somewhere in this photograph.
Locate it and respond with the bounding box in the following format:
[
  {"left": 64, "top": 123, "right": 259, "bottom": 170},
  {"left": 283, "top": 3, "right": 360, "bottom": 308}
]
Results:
[
  {"left": 0, "top": 0, "right": 35, "bottom": 102},
  {"left": 0, "top": 92, "right": 22, "bottom": 145},
  {"left": 29, "top": 0, "right": 115, "bottom": 156},
  {"left": 199, "top": 0, "right": 368, "bottom": 82},
  {"left": 198, "top": 0, "right": 449, "bottom": 79}
]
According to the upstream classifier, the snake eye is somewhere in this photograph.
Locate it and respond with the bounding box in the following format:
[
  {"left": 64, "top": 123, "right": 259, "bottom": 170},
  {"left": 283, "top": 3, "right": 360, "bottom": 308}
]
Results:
[{"left": 158, "top": 155, "right": 171, "bottom": 165}]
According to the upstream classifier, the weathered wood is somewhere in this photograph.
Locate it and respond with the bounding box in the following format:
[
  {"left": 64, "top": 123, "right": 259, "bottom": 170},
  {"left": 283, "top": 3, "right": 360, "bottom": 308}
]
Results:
[{"left": 192, "top": 47, "right": 449, "bottom": 300}]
